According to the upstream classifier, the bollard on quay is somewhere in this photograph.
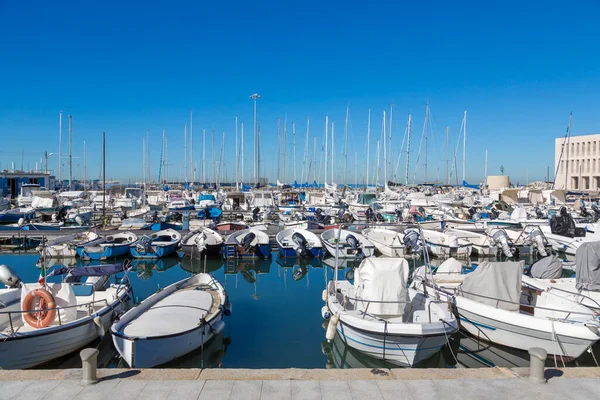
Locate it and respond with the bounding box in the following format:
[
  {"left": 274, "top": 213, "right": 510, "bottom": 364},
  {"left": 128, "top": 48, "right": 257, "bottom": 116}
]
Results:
[
  {"left": 528, "top": 347, "right": 547, "bottom": 384},
  {"left": 80, "top": 348, "right": 100, "bottom": 385}
]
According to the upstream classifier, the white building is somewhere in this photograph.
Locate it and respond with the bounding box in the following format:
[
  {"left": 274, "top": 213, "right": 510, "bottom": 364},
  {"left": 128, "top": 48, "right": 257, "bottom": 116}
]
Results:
[{"left": 554, "top": 133, "right": 600, "bottom": 190}]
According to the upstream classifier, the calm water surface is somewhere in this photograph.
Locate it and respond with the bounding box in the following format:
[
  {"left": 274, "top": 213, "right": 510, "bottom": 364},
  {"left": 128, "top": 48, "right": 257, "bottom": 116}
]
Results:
[{"left": 1, "top": 252, "right": 598, "bottom": 369}]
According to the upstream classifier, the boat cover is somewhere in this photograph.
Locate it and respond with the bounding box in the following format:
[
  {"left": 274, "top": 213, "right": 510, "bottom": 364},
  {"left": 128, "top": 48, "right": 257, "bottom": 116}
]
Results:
[
  {"left": 354, "top": 258, "right": 409, "bottom": 316},
  {"left": 530, "top": 255, "right": 563, "bottom": 279},
  {"left": 510, "top": 206, "right": 527, "bottom": 222},
  {"left": 459, "top": 261, "right": 523, "bottom": 312},
  {"left": 576, "top": 241, "right": 600, "bottom": 291},
  {"left": 436, "top": 258, "right": 463, "bottom": 275}
]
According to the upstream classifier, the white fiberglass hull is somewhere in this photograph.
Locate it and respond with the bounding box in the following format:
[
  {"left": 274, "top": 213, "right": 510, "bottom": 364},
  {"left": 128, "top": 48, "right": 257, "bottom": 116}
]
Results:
[
  {"left": 336, "top": 321, "right": 448, "bottom": 367},
  {"left": 441, "top": 292, "right": 600, "bottom": 360},
  {"left": 0, "top": 291, "right": 129, "bottom": 369}
]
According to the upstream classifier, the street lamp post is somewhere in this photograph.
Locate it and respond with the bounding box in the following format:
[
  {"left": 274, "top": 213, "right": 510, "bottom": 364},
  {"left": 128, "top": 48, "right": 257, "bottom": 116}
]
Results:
[
  {"left": 250, "top": 93, "right": 260, "bottom": 186},
  {"left": 44, "top": 152, "right": 54, "bottom": 174}
]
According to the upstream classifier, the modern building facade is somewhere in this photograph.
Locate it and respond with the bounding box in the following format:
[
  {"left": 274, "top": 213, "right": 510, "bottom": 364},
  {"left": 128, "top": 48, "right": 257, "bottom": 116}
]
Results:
[{"left": 554, "top": 133, "right": 600, "bottom": 191}]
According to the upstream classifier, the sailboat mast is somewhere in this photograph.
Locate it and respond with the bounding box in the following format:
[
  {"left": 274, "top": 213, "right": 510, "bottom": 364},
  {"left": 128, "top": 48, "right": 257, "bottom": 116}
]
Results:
[
  {"left": 142, "top": 137, "right": 145, "bottom": 188},
  {"left": 312, "top": 136, "right": 316, "bottom": 183},
  {"left": 324, "top": 115, "right": 328, "bottom": 184},
  {"left": 389, "top": 104, "right": 393, "bottom": 181},
  {"left": 212, "top": 129, "right": 216, "bottom": 186},
  {"left": 235, "top": 115, "right": 239, "bottom": 189},
  {"left": 202, "top": 129, "right": 206, "bottom": 184},
  {"left": 424, "top": 104, "right": 429, "bottom": 184},
  {"left": 190, "top": 111, "right": 193, "bottom": 183},
  {"left": 220, "top": 131, "right": 225, "bottom": 185},
  {"left": 304, "top": 117, "right": 310, "bottom": 184},
  {"left": 184, "top": 123, "right": 187, "bottom": 182},
  {"left": 405, "top": 113, "right": 411, "bottom": 186},
  {"left": 344, "top": 106, "right": 349, "bottom": 185},
  {"left": 146, "top": 130, "right": 150, "bottom": 185},
  {"left": 484, "top": 149, "right": 488, "bottom": 186},
  {"left": 293, "top": 121, "right": 297, "bottom": 182},
  {"left": 367, "top": 109, "right": 371, "bottom": 188},
  {"left": 332, "top": 122, "right": 335, "bottom": 184},
  {"left": 241, "top": 123, "right": 244, "bottom": 185},
  {"left": 376, "top": 140, "right": 380, "bottom": 186},
  {"left": 58, "top": 111, "right": 62, "bottom": 186},
  {"left": 445, "top": 127, "right": 449, "bottom": 185},
  {"left": 383, "top": 110, "right": 387, "bottom": 186},
  {"left": 565, "top": 112, "right": 572, "bottom": 189},
  {"left": 68, "top": 115, "right": 72, "bottom": 190},
  {"left": 283, "top": 116, "right": 287, "bottom": 184},
  {"left": 277, "top": 118, "right": 281, "bottom": 183},
  {"left": 462, "top": 110, "right": 467, "bottom": 182},
  {"left": 83, "top": 140, "right": 86, "bottom": 190}
]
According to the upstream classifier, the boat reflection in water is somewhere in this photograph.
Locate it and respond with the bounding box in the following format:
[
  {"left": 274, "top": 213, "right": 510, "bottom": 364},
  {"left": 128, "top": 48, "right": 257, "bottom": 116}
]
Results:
[
  {"left": 155, "top": 332, "right": 230, "bottom": 369},
  {"left": 276, "top": 256, "right": 322, "bottom": 283},
  {"left": 130, "top": 257, "right": 182, "bottom": 280},
  {"left": 179, "top": 256, "right": 224, "bottom": 274},
  {"left": 223, "top": 258, "right": 271, "bottom": 299}
]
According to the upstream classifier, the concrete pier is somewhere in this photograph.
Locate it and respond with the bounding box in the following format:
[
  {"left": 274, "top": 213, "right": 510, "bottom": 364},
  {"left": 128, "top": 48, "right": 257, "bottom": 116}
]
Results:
[{"left": 0, "top": 367, "right": 599, "bottom": 399}]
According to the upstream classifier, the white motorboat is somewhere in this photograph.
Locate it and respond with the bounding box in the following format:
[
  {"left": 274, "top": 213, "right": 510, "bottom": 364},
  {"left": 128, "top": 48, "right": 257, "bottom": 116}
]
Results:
[
  {"left": 37, "top": 231, "right": 99, "bottom": 258},
  {"left": 446, "top": 228, "right": 495, "bottom": 257},
  {"left": 276, "top": 227, "right": 323, "bottom": 258},
  {"left": 76, "top": 231, "right": 138, "bottom": 260},
  {"left": 321, "top": 229, "right": 375, "bottom": 259},
  {"left": 111, "top": 273, "right": 228, "bottom": 368},
  {"left": 522, "top": 245, "right": 600, "bottom": 312},
  {"left": 323, "top": 258, "right": 458, "bottom": 367},
  {"left": 427, "top": 260, "right": 600, "bottom": 361},
  {"left": 180, "top": 228, "right": 224, "bottom": 259},
  {"left": 361, "top": 227, "right": 421, "bottom": 258},
  {"left": 415, "top": 229, "right": 472, "bottom": 259},
  {"left": 0, "top": 263, "right": 131, "bottom": 369}
]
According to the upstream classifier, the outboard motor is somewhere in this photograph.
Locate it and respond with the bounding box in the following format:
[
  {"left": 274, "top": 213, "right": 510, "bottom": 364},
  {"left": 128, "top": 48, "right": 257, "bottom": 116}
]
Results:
[
  {"left": 374, "top": 212, "right": 384, "bottom": 222},
  {"left": 488, "top": 229, "right": 515, "bottom": 257},
  {"left": 467, "top": 207, "right": 477, "bottom": 219},
  {"left": 56, "top": 206, "right": 68, "bottom": 222},
  {"left": 395, "top": 209, "right": 403, "bottom": 222},
  {"left": 529, "top": 228, "right": 548, "bottom": 257},
  {"left": 580, "top": 206, "right": 591, "bottom": 218},
  {"left": 592, "top": 204, "right": 600, "bottom": 220},
  {"left": 0, "top": 264, "right": 21, "bottom": 288},
  {"left": 291, "top": 232, "right": 309, "bottom": 257},
  {"left": 403, "top": 230, "right": 422, "bottom": 254},
  {"left": 346, "top": 234, "right": 362, "bottom": 257},
  {"left": 241, "top": 232, "right": 257, "bottom": 253},
  {"left": 365, "top": 207, "right": 374, "bottom": 221},
  {"left": 337, "top": 208, "right": 345, "bottom": 221},
  {"left": 252, "top": 207, "right": 261, "bottom": 222},
  {"left": 533, "top": 207, "right": 543, "bottom": 219},
  {"left": 135, "top": 236, "right": 153, "bottom": 253}
]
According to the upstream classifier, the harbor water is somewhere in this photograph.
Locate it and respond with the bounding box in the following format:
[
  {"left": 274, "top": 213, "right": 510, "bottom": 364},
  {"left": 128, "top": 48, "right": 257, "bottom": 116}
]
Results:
[{"left": 1, "top": 251, "right": 599, "bottom": 370}]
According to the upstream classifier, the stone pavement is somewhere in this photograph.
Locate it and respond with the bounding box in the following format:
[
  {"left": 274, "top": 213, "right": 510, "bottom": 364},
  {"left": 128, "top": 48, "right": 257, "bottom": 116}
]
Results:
[{"left": 1, "top": 367, "right": 599, "bottom": 400}]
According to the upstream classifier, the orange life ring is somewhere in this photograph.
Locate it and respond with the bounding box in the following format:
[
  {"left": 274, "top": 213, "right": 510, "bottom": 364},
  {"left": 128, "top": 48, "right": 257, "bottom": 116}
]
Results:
[{"left": 22, "top": 289, "right": 56, "bottom": 328}]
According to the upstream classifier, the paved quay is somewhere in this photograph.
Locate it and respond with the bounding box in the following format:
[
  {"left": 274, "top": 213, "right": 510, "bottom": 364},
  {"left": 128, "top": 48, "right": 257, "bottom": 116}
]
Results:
[{"left": 1, "top": 367, "right": 599, "bottom": 400}]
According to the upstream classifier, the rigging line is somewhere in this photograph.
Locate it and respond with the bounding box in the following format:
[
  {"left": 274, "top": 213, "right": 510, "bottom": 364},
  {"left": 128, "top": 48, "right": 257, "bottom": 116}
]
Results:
[
  {"left": 393, "top": 124, "right": 408, "bottom": 179},
  {"left": 449, "top": 117, "right": 465, "bottom": 178},
  {"left": 412, "top": 114, "right": 428, "bottom": 184}
]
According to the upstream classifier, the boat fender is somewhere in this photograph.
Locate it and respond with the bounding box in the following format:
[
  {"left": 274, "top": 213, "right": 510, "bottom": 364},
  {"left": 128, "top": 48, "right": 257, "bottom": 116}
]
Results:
[
  {"left": 325, "top": 314, "right": 339, "bottom": 342},
  {"left": 321, "top": 305, "right": 331, "bottom": 320},
  {"left": 22, "top": 289, "right": 57, "bottom": 328},
  {"left": 0, "top": 264, "right": 21, "bottom": 288},
  {"left": 322, "top": 289, "right": 327, "bottom": 302},
  {"left": 93, "top": 315, "right": 105, "bottom": 337}
]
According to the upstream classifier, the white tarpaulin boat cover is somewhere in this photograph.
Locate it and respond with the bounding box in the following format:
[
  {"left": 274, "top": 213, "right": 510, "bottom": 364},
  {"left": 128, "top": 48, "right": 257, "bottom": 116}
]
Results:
[
  {"left": 354, "top": 258, "right": 409, "bottom": 316},
  {"left": 459, "top": 261, "right": 523, "bottom": 312},
  {"left": 436, "top": 258, "right": 463, "bottom": 275},
  {"left": 575, "top": 241, "right": 600, "bottom": 291},
  {"left": 530, "top": 255, "right": 563, "bottom": 279}
]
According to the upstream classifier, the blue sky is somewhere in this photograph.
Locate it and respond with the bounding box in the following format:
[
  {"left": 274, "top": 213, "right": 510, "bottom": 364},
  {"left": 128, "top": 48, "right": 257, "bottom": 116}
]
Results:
[{"left": 1, "top": 1, "right": 599, "bottom": 185}]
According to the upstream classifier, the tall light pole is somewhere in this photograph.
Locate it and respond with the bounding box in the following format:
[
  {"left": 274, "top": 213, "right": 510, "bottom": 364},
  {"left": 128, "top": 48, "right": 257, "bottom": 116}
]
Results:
[
  {"left": 44, "top": 152, "right": 54, "bottom": 174},
  {"left": 250, "top": 93, "right": 260, "bottom": 186}
]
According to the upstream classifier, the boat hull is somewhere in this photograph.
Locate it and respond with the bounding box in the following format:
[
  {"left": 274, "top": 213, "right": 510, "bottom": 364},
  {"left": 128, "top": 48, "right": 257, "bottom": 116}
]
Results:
[
  {"left": 180, "top": 243, "right": 224, "bottom": 258},
  {"left": 0, "top": 291, "right": 130, "bottom": 369},
  {"left": 130, "top": 243, "right": 179, "bottom": 259},
  {"left": 113, "top": 319, "right": 224, "bottom": 368},
  {"left": 277, "top": 245, "right": 324, "bottom": 259},
  {"left": 223, "top": 243, "right": 271, "bottom": 259},
  {"left": 77, "top": 243, "right": 131, "bottom": 261},
  {"left": 336, "top": 320, "right": 448, "bottom": 367}
]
